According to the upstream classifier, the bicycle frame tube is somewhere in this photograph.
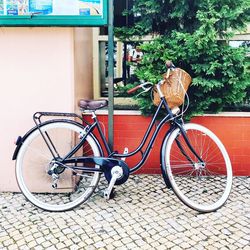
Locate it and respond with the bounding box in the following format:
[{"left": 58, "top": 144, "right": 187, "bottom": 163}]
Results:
[
  {"left": 91, "top": 97, "right": 176, "bottom": 173},
  {"left": 123, "top": 98, "right": 176, "bottom": 173},
  {"left": 59, "top": 97, "right": 174, "bottom": 173},
  {"left": 62, "top": 114, "right": 111, "bottom": 161},
  {"left": 115, "top": 100, "right": 173, "bottom": 157},
  {"left": 60, "top": 96, "right": 203, "bottom": 174}
]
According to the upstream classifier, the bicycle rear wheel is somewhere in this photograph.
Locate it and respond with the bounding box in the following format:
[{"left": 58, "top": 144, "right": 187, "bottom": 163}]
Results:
[
  {"left": 162, "top": 123, "right": 232, "bottom": 213},
  {"left": 16, "top": 120, "right": 102, "bottom": 212}
]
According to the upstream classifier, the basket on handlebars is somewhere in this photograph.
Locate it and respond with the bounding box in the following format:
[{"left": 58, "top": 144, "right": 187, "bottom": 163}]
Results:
[{"left": 153, "top": 68, "right": 192, "bottom": 109}]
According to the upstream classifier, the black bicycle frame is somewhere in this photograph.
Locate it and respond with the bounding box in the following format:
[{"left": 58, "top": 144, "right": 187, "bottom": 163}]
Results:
[
  {"left": 66, "top": 96, "right": 201, "bottom": 174},
  {"left": 36, "top": 97, "right": 203, "bottom": 175}
]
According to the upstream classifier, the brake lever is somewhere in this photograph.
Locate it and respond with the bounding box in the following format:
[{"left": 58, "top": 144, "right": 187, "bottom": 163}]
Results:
[{"left": 136, "top": 82, "right": 153, "bottom": 97}]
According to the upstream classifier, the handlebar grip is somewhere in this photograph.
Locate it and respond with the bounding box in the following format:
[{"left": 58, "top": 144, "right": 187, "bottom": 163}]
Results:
[{"left": 127, "top": 85, "right": 141, "bottom": 94}]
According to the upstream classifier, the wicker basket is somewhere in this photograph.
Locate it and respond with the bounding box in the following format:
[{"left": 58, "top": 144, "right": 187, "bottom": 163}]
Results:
[{"left": 153, "top": 68, "right": 192, "bottom": 109}]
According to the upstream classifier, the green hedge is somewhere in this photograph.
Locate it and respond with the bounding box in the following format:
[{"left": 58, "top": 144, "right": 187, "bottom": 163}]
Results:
[{"left": 115, "top": 0, "right": 250, "bottom": 118}]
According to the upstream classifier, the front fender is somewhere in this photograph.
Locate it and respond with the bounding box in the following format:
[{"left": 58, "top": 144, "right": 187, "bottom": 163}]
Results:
[{"left": 160, "top": 126, "right": 176, "bottom": 189}]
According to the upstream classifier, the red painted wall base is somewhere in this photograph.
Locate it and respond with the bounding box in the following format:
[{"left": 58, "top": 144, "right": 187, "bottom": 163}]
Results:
[{"left": 84, "top": 113, "right": 250, "bottom": 176}]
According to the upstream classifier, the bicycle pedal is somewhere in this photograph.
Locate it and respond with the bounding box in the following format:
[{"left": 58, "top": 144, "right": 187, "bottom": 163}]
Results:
[
  {"left": 105, "top": 188, "right": 116, "bottom": 199},
  {"left": 104, "top": 166, "right": 122, "bottom": 200}
]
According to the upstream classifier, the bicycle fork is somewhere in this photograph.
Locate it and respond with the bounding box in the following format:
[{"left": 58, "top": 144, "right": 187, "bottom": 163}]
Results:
[{"left": 177, "top": 125, "right": 205, "bottom": 166}]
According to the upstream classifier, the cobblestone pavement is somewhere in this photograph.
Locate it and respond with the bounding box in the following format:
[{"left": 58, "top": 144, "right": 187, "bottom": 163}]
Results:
[{"left": 0, "top": 175, "right": 249, "bottom": 250}]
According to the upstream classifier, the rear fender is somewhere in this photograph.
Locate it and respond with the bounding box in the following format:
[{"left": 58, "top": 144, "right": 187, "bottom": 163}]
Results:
[{"left": 12, "top": 126, "right": 38, "bottom": 160}]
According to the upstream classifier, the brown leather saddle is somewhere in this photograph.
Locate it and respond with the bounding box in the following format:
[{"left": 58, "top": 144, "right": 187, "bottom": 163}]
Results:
[{"left": 79, "top": 99, "right": 108, "bottom": 110}]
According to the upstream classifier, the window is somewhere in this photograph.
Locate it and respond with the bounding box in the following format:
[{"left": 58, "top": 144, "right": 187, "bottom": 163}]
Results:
[{"left": 228, "top": 40, "right": 250, "bottom": 111}]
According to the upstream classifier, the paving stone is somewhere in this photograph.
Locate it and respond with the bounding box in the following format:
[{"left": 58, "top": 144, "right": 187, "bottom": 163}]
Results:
[
  {"left": 8, "top": 244, "right": 18, "bottom": 250},
  {"left": 16, "top": 239, "right": 26, "bottom": 248},
  {"left": 41, "top": 241, "right": 52, "bottom": 248},
  {"left": 33, "top": 246, "right": 44, "bottom": 250},
  {"left": 0, "top": 176, "right": 249, "bottom": 250}
]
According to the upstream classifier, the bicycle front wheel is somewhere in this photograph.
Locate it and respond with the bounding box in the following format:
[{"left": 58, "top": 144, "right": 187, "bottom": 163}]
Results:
[
  {"left": 16, "top": 120, "right": 102, "bottom": 212},
  {"left": 162, "top": 123, "right": 232, "bottom": 213}
]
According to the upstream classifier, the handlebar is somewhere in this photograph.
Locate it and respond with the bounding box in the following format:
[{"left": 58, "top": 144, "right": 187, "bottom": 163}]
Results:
[
  {"left": 127, "top": 85, "right": 142, "bottom": 94},
  {"left": 127, "top": 82, "right": 153, "bottom": 96}
]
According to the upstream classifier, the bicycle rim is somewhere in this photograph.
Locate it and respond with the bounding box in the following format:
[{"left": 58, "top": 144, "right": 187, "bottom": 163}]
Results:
[
  {"left": 16, "top": 121, "right": 101, "bottom": 212},
  {"left": 165, "top": 123, "right": 232, "bottom": 212}
]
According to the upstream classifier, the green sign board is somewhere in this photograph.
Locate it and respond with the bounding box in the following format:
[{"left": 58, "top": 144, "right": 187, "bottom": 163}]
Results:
[{"left": 0, "top": 0, "right": 108, "bottom": 26}]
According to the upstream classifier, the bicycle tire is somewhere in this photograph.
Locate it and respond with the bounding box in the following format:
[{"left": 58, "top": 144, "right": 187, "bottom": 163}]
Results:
[
  {"left": 162, "top": 123, "right": 232, "bottom": 213},
  {"left": 16, "top": 120, "right": 102, "bottom": 212}
]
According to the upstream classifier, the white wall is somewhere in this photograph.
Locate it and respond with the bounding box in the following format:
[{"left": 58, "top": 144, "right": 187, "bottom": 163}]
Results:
[{"left": 0, "top": 27, "right": 92, "bottom": 191}]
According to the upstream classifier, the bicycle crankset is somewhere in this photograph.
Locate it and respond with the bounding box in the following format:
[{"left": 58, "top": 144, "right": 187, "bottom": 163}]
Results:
[
  {"left": 103, "top": 160, "right": 130, "bottom": 186},
  {"left": 103, "top": 161, "right": 130, "bottom": 200}
]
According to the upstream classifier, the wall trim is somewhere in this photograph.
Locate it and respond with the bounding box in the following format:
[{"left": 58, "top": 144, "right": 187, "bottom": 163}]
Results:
[{"left": 82, "top": 110, "right": 250, "bottom": 117}]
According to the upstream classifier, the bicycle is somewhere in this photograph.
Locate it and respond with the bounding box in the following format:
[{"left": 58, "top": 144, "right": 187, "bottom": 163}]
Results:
[{"left": 12, "top": 64, "right": 233, "bottom": 213}]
